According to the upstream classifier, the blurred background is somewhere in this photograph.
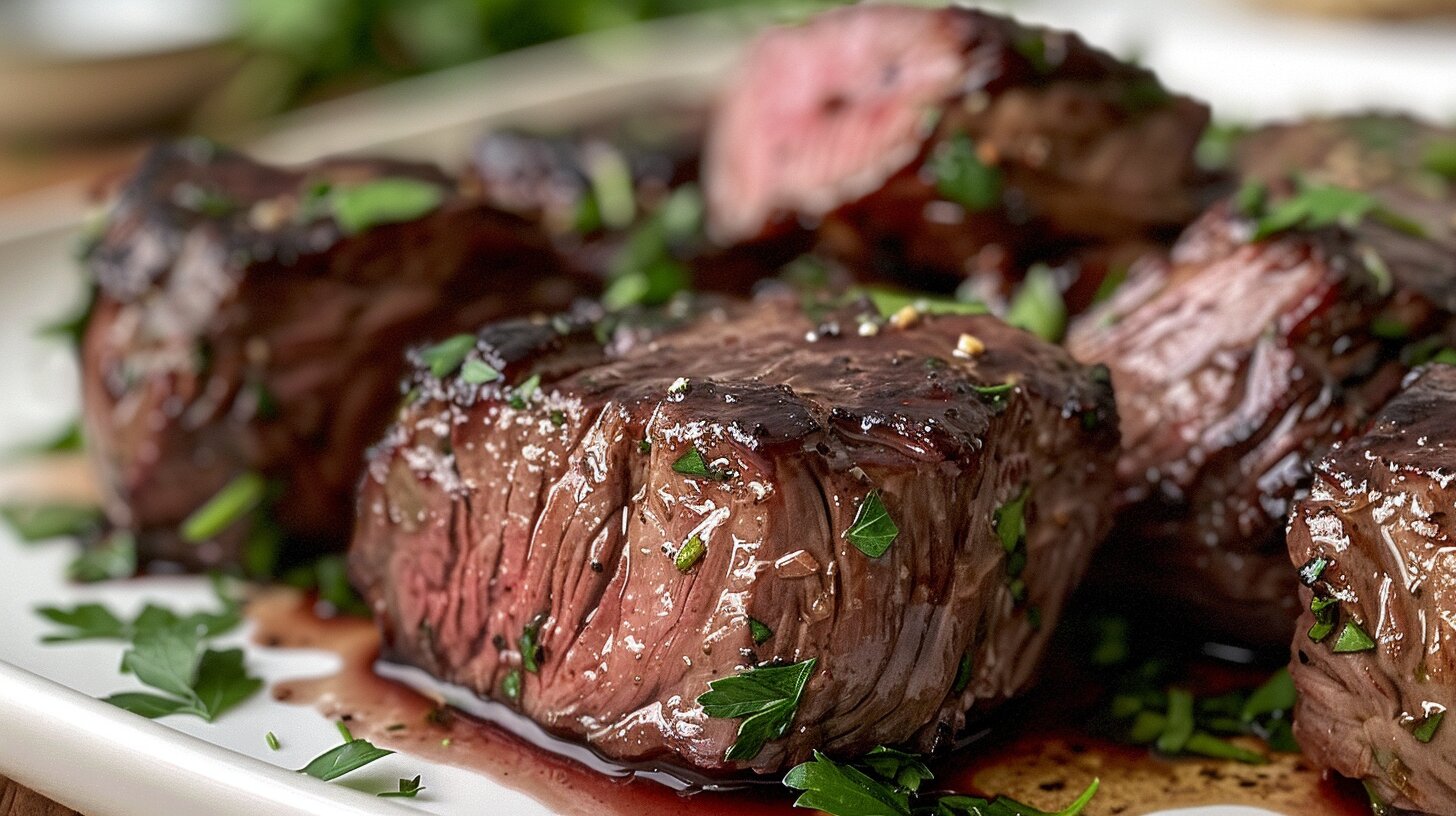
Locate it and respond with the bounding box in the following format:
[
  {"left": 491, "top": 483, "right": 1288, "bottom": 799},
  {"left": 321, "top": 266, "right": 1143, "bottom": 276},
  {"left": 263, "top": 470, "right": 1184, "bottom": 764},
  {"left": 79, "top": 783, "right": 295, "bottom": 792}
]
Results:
[{"left": 0, "top": 0, "right": 1455, "bottom": 223}]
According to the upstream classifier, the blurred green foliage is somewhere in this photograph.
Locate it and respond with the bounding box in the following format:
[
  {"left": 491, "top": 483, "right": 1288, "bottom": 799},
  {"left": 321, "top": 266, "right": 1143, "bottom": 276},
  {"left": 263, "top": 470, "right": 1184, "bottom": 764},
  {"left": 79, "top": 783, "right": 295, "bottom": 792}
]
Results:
[{"left": 208, "top": 0, "right": 821, "bottom": 124}]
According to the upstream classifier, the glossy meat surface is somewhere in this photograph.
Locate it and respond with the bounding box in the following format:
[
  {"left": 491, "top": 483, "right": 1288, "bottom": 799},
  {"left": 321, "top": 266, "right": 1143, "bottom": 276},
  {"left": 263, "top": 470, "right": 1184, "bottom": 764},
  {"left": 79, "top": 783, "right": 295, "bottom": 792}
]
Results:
[
  {"left": 705, "top": 4, "right": 1215, "bottom": 300},
  {"left": 1287, "top": 365, "right": 1456, "bottom": 814},
  {"left": 81, "top": 140, "right": 592, "bottom": 571},
  {"left": 350, "top": 294, "right": 1118, "bottom": 774}
]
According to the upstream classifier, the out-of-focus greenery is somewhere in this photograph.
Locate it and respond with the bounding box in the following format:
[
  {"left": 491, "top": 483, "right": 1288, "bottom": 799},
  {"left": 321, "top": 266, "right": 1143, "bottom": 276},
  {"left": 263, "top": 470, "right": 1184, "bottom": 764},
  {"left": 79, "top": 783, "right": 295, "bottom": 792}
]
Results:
[{"left": 200, "top": 0, "right": 828, "bottom": 126}]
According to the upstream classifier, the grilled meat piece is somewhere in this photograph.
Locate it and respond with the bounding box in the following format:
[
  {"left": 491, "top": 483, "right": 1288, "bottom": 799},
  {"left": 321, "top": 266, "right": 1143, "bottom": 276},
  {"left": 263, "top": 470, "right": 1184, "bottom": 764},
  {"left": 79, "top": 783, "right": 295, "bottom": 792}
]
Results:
[
  {"left": 350, "top": 293, "right": 1118, "bottom": 775},
  {"left": 1287, "top": 364, "right": 1456, "bottom": 814},
  {"left": 704, "top": 4, "right": 1216, "bottom": 304},
  {"left": 80, "top": 140, "right": 592, "bottom": 572},
  {"left": 1067, "top": 199, "right": 1449, "bottom": 646}
]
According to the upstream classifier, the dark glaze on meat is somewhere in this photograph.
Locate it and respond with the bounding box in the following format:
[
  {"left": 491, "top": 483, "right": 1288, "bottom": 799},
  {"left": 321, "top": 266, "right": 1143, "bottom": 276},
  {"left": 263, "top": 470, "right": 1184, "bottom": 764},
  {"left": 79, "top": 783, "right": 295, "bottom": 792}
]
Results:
[
  {"left": 1068, "top": 199, "right": 1449, "bottom": 647},
  {"left": 81, "top": 140, "right": 594, "bottom": 571},
  {"left": 349, "top": 293, "right": 1118, "bottom": 775},
  {"left": 1287, "top": 365, "right": 1456, "bottom": 814},
  {"left": 705, "top": 5, "right": 1216, "bottom": 304}
]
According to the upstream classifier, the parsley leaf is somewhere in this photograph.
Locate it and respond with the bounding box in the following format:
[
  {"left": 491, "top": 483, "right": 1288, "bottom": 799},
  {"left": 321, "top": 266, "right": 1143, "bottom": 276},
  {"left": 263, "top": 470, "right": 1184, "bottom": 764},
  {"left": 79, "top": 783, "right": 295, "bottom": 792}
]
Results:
[
  {"left": 35, "top": 603, "right": 129, "bottom": 643},
  {"left": 672, "top": 448, "right": 729, "bottom": 481},
  {"left": 0, "top": 503, "right": 102, "bottom": 542},
  {"left": 378, "top": 775, "right": 425, "bottom": 798},
  {"left": 698, "top": 658, "right": 815, "bottom": 762},
  {"left": 1250, "top": 181, "right": 1426, "bottom": 241},
  {"left": 509, "top": 373, "right": 541, "bottom": 409},
  {"left": 674, "top": 534, "right": 706, "bottom": 572},
  {"left": 602, "top": 185, "right": 699, "bottom": 310},
  {"left": 783, "top": 751, "right": 911, "bottom": 816},
  {"left": 182, "top": 472, "right": 267, "bottom": 543},
  {"left": 460, "top": 358, "right": 501, "bottom": 385},
  {"left": 1006, "top": 264, "right": 1067, "bottom": 343},
  {"left": 300, "top": 738, "right": 395, "bottom": 781},
  {"left": 861, "top": 746, "right": 933, "bottom": 793},
  {"left": 419, "top": 334, "right": 475, "bottom": 378},
  {"left": 67, "top": 529, "right": 137, "bottom": 582},
  {"left": 105, "top": 628, "right": 260, "bottom": 722},
  {"left": 749, "top": 617, "right": 773, "bottom": 645},
  {"left": 1333, "top": 621, "right": 1376, "bottom": 653},
  {"left": 1414, "top": 711, "right": 1445, "bottom": 744},
  {"left": 1240, "top": 668, "right": 1295, "bottom": 723},
  {"left": 860, "top": 288, "right": 988, "bottom": 319},
  {"left": 931, "top": 133, "right": 1002, "bottom": 212},
  {"left": 329, "top": 178, "right": 444, "bottom": 234},
  {"left": 845, "top": 491, "right": 898, "bottom": 558}
]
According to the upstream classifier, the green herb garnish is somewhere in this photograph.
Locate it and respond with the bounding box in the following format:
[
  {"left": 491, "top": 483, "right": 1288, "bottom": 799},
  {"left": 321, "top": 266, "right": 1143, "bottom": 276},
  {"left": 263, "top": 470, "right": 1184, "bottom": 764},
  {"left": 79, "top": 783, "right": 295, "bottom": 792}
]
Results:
[
  {"left": 1250, "top": 181, "right": 1426, "bottom": 241},
  {"left": 519, "top": 614, "right": 545, "bottom": 673},
  {"left": 672, "top": 447, "right": 728, "bottom": 481},
  {"left": 1241, "top": 668, "right": 1296, "bottom": 724},
  {"left": 1308, "top": 595, "right": 1339, "bottom": 643},
  {"left": 1156, "top": 688, "right": 1195, "bottom": 754},
  {"left": 460, "top": 359, "right": 501, "bottom": 385},
  {"left": 0, "top": 503, "right": 102, "bottom": 542},
  {"left": 860, "top": 288, "right": 988, "bottom": 319},
  {"left": 299, "top": 737, "right": 394, "bottom": 781},
  {"left": 104, "top": 627, "right": 261, "bottom": 722},
  {"left": 931, "top": 133, "right": 1002, "bottom": 212},
  {"left": 675, "top": 534, "right": 706, "bottom": 572},
  {"left": 783, "top": 748, "right": 1100, "bottom": 816},
  {"left": 1422, "top": 140, "right": 1456, "bottom": 179},
  {"left": 329, "top": 178, "right": 444, "bottom": 234},
  {"left": 509, "top": 374, "right": 541, "bottom": 409},
  {"left": 37, "top": 577, "right": 241, "bottom": 644},
  {"left": 1414, "top": 710, "right": 1445, "bottom": 743},
  {"left": 502, "top": 668, "right": 521, "bottom": 701},
  {"left": 266, "top": 731, "right": 281, "bottom": 751},
  {"left": 378, "top": 775, "right": 425, "bottom": 799},
  {"left": 10, "top": 419, "right": 83, "bottom": 458},
  {"left": 182, "top": 472, "right": 267, "bottom": 543},
  {"left": 845, "top": 490, "right": 898, "bottom": 558},
  {"left": 1298, "top": 556, "right": 1330, "bottom": 587},
  {"left": 1006, "top": 264, "right": 1067, "bottom": 343},
  {"left": 1333, "top": 621, "right": 1376, "bottom": 653},
  {"left": 698, "top": 658, "right": 815, "bottom": 762},
  {"left": 602, "top": 185, "right": 700, "bottom": 310},
  {"left": 420, "top": 334, "right": 475, "bottom": 378},
  {"left": 67, "top": 529, "right": 138, "bottom": 583},
  {"left": 749, "top": 617, "right": 773, "bottom": 645}
]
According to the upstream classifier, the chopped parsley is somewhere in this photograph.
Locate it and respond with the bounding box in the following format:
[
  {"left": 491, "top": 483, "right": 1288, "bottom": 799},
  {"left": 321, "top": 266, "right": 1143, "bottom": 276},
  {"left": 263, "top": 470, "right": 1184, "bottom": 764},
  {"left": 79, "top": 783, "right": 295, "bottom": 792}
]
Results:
[
  {"left": 1195, "top": 122, "right": 1248, "bottom": 172},
  {"left": 519, "top": 614, "right": 545, "bottom": 673},
  {"left": 329, "top": 178, "right": 444, "bottom": 234},
  {"left": 859, "top": 287, "right": 988, "bottom": 319},
  {"left": 1006, "top": 264, "right": 1067, "bottom": 343},
  {"left": 1333, "top": 621, "right": 1376, "bottom": 653},
  {"left": 0, "top": 503, "right": 102, "bottom": 542},
  {"left": 502, "top": 668, "right": 522, "bottom": 701},
  {"left": 1422, "top": 140, "right": 1456, "bottom": 179},
  {"left": 460, "top": 359, "right": 501, "bottom": 385},
  {"left": 379, "top": 775, "right": 425, "bottom": 799},
  {"left": 845, "top": 490, "right": 898, "bottom": 558},
  {"left": 37, "top": 576, "right": 242, "bottom": 644},
  {"left": 1298, "top": 556, "right": 1330, "bottom": 587},
  {"left": 104, "top": 627, "right": 262, "bottom": 722},
  {"left": 783, "top": 748, "right": 1099, "bottom": 816},
  {"left": 672, "top": 447, "right": 729, "bottom": 480},
  {"left": 698, "top": 658, "right": 815, "bottom": 762},
  {"left": 299, "top": 735, "right": 394, "bottom": 781},
  {"left": 181, "top": 472, "right": 267, "bottom": 543},
  {"left": 420, "top": 334, "right": 475, "bottom": 378},
  {"left": 1249, "top": 181, "right": 1426, "bottom": 241},
  {"left": 602, "top": 185, "right": 700, "bottom": 310},
  {"left": 930, "top": 133, "right": 1002, "bottom": 212},
  {"left": 67, "top": 529, "right": 138, "bottom": 582},
  {"left": 1413, "top": 710, "right": 1445, "bottom": 744},
  {"left": 675, "top": 534, "right": 706, "bottom": 572},
  {"left": 509, "top": 373, "right": 541, "bottom": 409},
  {"left": 749, "top": 617, "right": 773, "bottom": 645},
  {"left": 266, "top": 731, "right": 281, "bottom": 751},
  {"left": 1308, "top": 595, "right": 1339, "bottom": 643}
]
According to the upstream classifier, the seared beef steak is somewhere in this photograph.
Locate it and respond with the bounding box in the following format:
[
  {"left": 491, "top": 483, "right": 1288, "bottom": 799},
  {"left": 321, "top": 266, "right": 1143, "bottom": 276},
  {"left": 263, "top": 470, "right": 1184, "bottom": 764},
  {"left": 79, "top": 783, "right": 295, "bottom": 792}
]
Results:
[
  {"left": 704, "top": 4, "right": 1215, "bottom": 302},
  {"left": 1287, "top": 365, "right": 1456, "bottom": 814},
  {"left": 81, "top": 140, "right": 592, "bottom": 572},
  {"left": 1235, "top": 113, "right": 1456, "bottom": 312},
  {"left": 1067, "top": 200, "right": 1448, "bottom": 646},
  {"left": 350, "top": 294, "right": 1118, "bottom": 774}
]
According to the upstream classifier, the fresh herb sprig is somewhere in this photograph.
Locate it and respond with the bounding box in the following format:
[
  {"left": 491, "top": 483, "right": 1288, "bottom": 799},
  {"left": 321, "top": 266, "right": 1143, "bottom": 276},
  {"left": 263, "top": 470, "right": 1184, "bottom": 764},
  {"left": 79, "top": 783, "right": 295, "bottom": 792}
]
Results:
[
  {"left": 297, "top": 722, "right": 425, "bottom": 798},
  {"left": 783, "top": 748, "right": 1099, "bottom": 816},
  {"left": 104, "top": 627, "right": 262, "bottom": 722},
  {"left": 1245, "top": 180, "right": 1426, "bottom": 241},
  {"left": 698, "top": 658, "right": 816, "bottom": 762},
  {"left": 36, "top": 576, "right": 242, "bottom": 644}
]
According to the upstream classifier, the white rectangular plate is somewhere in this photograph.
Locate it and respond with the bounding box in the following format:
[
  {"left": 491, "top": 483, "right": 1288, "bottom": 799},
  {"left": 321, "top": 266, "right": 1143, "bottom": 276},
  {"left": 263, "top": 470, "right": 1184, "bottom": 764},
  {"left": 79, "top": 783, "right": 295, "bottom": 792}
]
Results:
[{"left": 4, "top": 1, "right": 1448, "bottom": 813}]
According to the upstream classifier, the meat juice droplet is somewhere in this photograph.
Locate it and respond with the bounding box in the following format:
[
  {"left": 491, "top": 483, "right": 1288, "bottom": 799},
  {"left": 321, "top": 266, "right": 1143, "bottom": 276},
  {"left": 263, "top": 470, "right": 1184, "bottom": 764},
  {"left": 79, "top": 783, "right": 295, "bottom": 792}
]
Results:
[{"left": 247, "top": 589, "right": 1365, "bottom": 816}]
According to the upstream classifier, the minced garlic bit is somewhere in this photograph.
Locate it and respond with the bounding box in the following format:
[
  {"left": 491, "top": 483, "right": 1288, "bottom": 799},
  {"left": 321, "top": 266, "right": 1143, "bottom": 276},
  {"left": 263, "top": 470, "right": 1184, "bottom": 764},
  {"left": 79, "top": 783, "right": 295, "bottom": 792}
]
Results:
[
  {"left": 890, "top": 305, "right": 921, "bottom": 330},
  {"left": 668, "top": 377, "right": 690, "bottom": 395},
  {"left": 857, "top": 319, "right": 880, "bottom": 337},
  {"left": 954, "top": 333, "right": 985, "bottom": 358}
]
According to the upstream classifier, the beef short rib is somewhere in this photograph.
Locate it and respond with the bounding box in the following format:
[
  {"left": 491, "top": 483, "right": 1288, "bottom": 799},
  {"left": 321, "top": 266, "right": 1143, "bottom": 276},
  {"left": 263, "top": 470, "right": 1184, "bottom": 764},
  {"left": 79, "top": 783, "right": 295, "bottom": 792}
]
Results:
[
  {"left": 1287, "top": 364, "right": 1456, "bottom": 814},
  {"left": 80, "top": 140, "right": 593, "bottom": 572},
  {"left": 704, "top": 4, "right": 1216, "bottom": 303},
  {"left": 350, "top": 293, "right": 1117, "bottom": 774}
]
